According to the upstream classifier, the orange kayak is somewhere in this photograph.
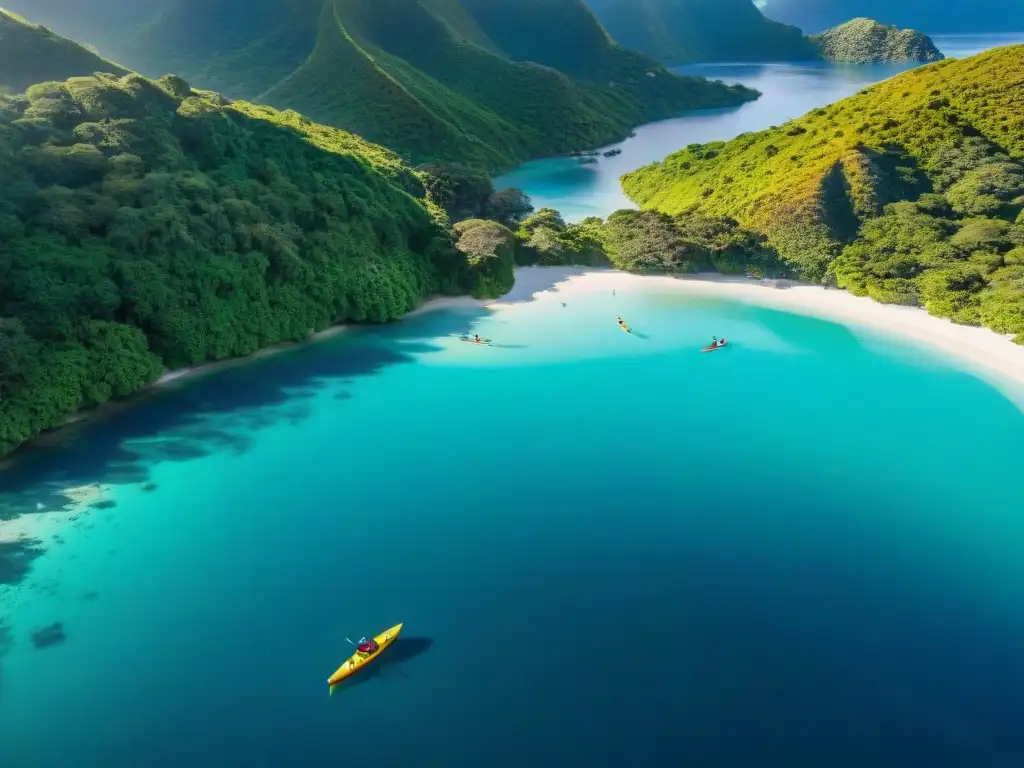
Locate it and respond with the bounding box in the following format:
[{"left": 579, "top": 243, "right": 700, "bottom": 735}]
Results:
[
  {"left": 701, "top": 341, "right": 728, "bottom": 352},
  {"left": 328, "top": 623, "right": 403, "bottom": 693}
]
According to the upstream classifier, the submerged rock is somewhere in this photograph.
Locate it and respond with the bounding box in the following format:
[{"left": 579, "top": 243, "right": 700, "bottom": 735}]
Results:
[{"left": 30, "top": 622, "right": 66, "bottom": 649}]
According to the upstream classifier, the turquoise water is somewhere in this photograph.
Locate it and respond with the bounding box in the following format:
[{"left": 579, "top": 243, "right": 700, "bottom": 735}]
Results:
[
  {"left": 2, "top": 279, "right": 1024, "bottom": 766},
  {"left": 496, "top": 35, "right": 1024, "bottom": 221}
]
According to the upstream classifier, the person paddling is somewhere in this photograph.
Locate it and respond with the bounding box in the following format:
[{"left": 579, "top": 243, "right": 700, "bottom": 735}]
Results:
[{"left": 357, "top": 636, "right": 379, "bottom": 655}]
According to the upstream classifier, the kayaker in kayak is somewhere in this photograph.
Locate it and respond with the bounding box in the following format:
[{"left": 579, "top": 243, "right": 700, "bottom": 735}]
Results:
[
  {"left": 357, "top": 637, "right": 379, "bottom": 655},
  {"left": 473, "top": 334, "right": 481, "bottom": 343},
  {"left": 712, "top": 336, "right": 727, "bottom": 348}
]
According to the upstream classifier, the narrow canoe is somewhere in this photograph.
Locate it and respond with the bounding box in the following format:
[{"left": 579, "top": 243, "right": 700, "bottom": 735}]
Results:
[
  {"left": 618, "top": 320, "right": 631, "bottom": 334},
  {"left": 328, "top": 623, "right": 403, "bottom": 693},
  {"left": 701, "top": 341, "right": 728, "bottom": 352}
]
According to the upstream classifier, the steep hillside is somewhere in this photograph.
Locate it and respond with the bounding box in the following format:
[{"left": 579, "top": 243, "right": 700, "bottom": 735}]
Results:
[
  {"left": 458, "top": 0, "right": 618, "bottom": 77},
  {"left": 123, "top": 0, "right": 323, "bottom": 100},
  {"left": 0, "top": 1, "right": 153, "bottom": 56},
  {"left": 586, "top": 0, "right": 817, "bottom": 64},
  {"left": 0, "top": 9, "right": 129, "bottom": 92},
  {"left": 813, "top": 18, "right": 944, "bottom": 64},
  {"left": 458, "top": 0, "right": 754, "bottom": 120},
  {"left": 113, "top": 0, "right": 756, "bottom": 171},
  {"left": 623, "top": 46, "right": 1024, "bottom": 339},
  {"left": 759, "top": 0, "right": 1024, "bottom": 35},
  {"left": 0, "top": 72, "right": 471, "bottom": 455}
]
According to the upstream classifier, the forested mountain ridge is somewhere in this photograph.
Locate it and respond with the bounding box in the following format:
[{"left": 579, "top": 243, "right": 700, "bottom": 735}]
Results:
[
  {"left": 0, "top": 9, "right": 129, "bottom": 92},
  {"left": 623, "top": 46, "right": 1024, "bottom": 340},
  {"left": 4, "top": 0, "right": 757, "bottom": 172},
  {"left": 586, "top": 0, "right": 817, "bottom": 64},
  {"left": 0, "top": 71, "right": 493, "bottom": 456},
  {"left": 759, "top": 0, "right": 1024, "bottom": 35}
]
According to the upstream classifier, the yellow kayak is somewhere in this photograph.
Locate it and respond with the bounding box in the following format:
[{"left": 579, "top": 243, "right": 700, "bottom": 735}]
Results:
[
  {"left": 617, "top": 317, "right": 631, "bottom": 334},
  {"left": 328, "top": 623, "right": 403, "bottom": 693}
]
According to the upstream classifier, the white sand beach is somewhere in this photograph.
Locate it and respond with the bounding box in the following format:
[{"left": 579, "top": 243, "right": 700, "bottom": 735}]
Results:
[{"left": 472, "top": 267, "right": 1024, "bottom": 406}]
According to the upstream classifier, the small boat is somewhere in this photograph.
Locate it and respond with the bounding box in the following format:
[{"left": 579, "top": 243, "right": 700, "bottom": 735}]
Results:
[
  {"left": 701, "top": 340, "right": 728, "bottom": 352},
  {"left": 458, "top": 335, "right": 491, "bottom": 345},
  {"left": 616, "top": 317, "right": 632, "bottom": 334},
  {"left": 328, "top": 623, "right": 403, "bottom": 693}
]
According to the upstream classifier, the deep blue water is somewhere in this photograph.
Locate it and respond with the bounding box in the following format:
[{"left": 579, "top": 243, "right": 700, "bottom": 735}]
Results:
[
  {"left": 1, "top": 281, "right": 1023, "bottom": 766},
  {"left": 495, "top": 34, "right": 1024, "bottom": 221}
]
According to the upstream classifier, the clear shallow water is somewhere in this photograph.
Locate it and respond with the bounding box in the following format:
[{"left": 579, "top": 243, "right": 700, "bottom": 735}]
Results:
[
  {"left": 495, "top": 34, "right": 1024, "bottom": 221},
  {"left": 2, "top": 282, "right": 1023, "bottom": 766}
]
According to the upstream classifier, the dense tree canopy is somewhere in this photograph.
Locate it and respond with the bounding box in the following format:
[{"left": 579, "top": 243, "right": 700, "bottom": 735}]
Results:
[
  {"left": 600, "top": 209, "right": 780, "bottom": 275},
  {"left": 420, "top": 164, "right": 534, "bottom": 228},
  {"left": 453, "top": 219, "right": 516, "bottom": 299},
  {"left": 513, "top": 209, "right": 609, "bottom": 267},
  {"left": 0, "top": 72, "right": 471, "bottom": 455},
  {"left": 623, "top": 45, "right": 1024, "bottom": 341}
]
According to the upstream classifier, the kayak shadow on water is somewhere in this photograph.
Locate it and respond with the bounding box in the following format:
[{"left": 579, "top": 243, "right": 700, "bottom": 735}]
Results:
[
  {"left": 631, "top": 331, "right": 651, "bottom": 340},
  {"left": 337, "top": 636, "right": 434, "bottom": 691}
]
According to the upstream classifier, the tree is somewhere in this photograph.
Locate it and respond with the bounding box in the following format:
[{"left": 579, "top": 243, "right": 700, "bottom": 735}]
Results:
[
  {"left": 453, "top": 219, "right": 516, "bottom": 299},
  {"left": 486, "top": 187, "right": 534, "bottom": 227}
]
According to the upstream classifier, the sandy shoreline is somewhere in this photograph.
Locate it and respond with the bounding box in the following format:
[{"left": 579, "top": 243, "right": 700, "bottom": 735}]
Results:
[
  {"left": 4, "top": 266, "right": 1023, "bottom": 547},
  {"left": 150, "top": 294, "right": 497, "bottom": 388},
  {"left": 495, "top": 267, "right": 1024, "bottom": 406}
]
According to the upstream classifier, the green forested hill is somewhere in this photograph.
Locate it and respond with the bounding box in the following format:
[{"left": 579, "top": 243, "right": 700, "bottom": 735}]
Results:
[
  {"left": 0, "top": 72, "right": 476, "bottom": 456},
  {"left": 585, "top": 0, "right": 817, "bottom": 64},
  {"left": 0, "top": 9, "right": 129, "bottom": 92},
  {"left": 812, "top": 18, "right": 943, "bottom": 64},
  {"left": 623, "top": 46, "right": 1024, "bottom": 340},
  {"left": 111, "top": 0, "right": 756, "bottom": 171}
]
